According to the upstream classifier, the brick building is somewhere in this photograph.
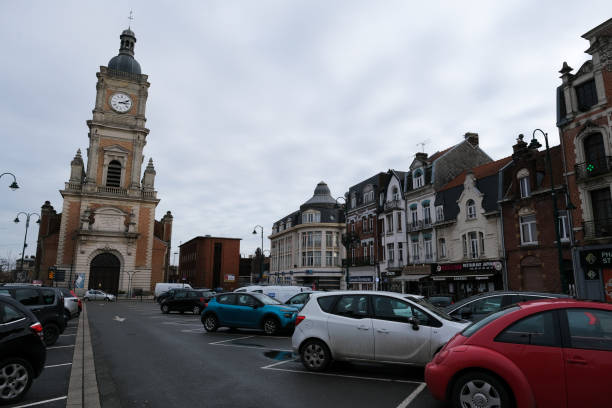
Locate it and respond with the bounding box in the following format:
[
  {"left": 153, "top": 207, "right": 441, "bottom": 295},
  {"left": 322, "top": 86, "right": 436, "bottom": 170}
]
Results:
[
  {"left": 557, "top": 18, "right": 612, "bottom": 301},
  {"left": 179, "top": 236, "right": 241, "bottom": 291},
  {"left": 34, "top": 28, "right": 172, "bottom": 294},
  {"left": 499, "top": 138, "right": 573, "bottom": 294}
]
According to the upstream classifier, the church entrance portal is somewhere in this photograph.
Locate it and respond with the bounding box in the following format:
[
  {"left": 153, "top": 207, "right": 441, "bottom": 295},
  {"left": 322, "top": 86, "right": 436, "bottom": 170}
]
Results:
[{"left": 89, "top": 253, "right": 120, "bottom": 295}]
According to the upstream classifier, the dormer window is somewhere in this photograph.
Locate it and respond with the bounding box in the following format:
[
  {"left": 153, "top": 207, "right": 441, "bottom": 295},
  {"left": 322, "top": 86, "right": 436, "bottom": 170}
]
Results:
[
  {"left": 436, "top": 206, "right": 444, "bottom": 222},
  {"left": 302, "top": 212, "right": 321, "bottom": 224},
  {"left": 575, "top": 79, "right": 597, "bottom": 112},
  {"left": 517, "top": 168, "right": 530, "bottom": 198},
  {"left": 351, "top": 194, "right": 357, "bottom": 209},
  {"left": 106, "top": 160, "right": 122, "bottom": 187},
  {"left": 413, "top": 169, "right": 424, "bottom": 189},
  {"left": 392, "top": 186, "right": 400, "bottom": 201},
  {"left": 466, "top": 199, "right": 476, "bottom": 219}
]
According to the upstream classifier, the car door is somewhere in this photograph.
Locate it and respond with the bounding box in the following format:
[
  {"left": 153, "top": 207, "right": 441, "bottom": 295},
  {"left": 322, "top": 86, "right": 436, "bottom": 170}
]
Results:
[
  {"left": 171, "top": 291, "right": 188, "bottom": 311},
  {"left": 0, "top": 302, "right": 28, "bottom": 342},
  {"left": 562, "top": 308, "right": 612, "bottom": 408},
  {"left": 326, "top": 294, "right": 374, "bottom": 360},
  {"left": 13, "top": 288, "right": 44, "bottom": 321},
  {"left": 214, "top": 294, "right": 237, "bottom": 325},
  {"left": 371, "top": 295, "right": 433, "bottom": 365},
  {"left": 286, "top": 293, "right": 309, "bottom": 307},
  {"left": 234, "top": 294, "right": 261, "bottom": 327},
  {"left": 493, "top": 310, "right": 566, "bottom": 407}
]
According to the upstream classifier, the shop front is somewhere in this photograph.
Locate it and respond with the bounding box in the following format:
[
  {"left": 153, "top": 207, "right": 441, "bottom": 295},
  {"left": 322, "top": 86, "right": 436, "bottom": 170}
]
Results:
[
  {"left": 348, "top": 275, "right": 375, "bottom": 290},
  {"left": 428, "top": 260, "right": 503, "bottom": 300},
  {"left": 293, "top": 270, "right": 344, "bottom": 290},
  {"left": 579, "top": 247, "right": 612, "bottom": 302},
  {"left": 391, "top": 264, "right": 433, "bottom": 294}
]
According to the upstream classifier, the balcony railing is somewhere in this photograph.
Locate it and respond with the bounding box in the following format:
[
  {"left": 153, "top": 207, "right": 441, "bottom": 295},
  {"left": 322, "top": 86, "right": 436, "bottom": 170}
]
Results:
[
  {"left": 97, "top": 186, "right": 128, "bottom": 196},
  {"left": 575, "top": 156, "right": 612, "bottom": 181},
  {"left": 407, "top": 220, "right": 422, "bottom": 232},
  {"left": 64, "top": 181, "right": 82, "bottom": 191},
  {"left": 343, "top": 256, "right": 375, "bottom": 267},
  {"left": 384, "top": 199, "right": 403, "bottom": 212},
  {"left": 387, "top": 259, "right": 404, "bottom": 269},
  {"left": 583, "top": 218, "right": 612, "bottom": 239}
]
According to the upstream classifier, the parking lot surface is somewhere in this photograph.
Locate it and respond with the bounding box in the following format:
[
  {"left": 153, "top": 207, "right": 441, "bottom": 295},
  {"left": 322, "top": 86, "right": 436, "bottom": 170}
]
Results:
[
  {"left": 87, "top": 301, "right": 446, "bottom": 408},
  {"left": 5, "top": 318, "right": 79, "bottom": 408}
]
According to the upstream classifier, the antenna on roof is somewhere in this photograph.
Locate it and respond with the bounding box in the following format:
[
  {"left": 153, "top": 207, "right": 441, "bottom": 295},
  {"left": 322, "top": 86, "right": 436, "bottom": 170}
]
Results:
[
  {"left": 128, "top": 10, "right": 134, "bottom": 28},
  {"left": 417, "top": 140, "right": 428, "bottom": 153}
]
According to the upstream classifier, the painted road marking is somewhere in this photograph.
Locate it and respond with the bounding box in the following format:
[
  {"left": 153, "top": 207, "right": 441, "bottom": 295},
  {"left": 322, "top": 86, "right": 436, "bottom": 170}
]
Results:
[
  {"left": 209, "top": 335, "right": 255, "bottom": 345},
  {"left": 60, "top": 334, "right": 76, "bottom": 337},
  {"left": 11, "top": 396, "right": 67, "bottom": 408},
  {"left": 395, "top": 382, "right": 427, "bottom": 408},
  {"left": 47, "top": 345, "right": 74, "bottom": 350},
  {"left": 45, "top": 363, "right": 72, "bottom": 368}
]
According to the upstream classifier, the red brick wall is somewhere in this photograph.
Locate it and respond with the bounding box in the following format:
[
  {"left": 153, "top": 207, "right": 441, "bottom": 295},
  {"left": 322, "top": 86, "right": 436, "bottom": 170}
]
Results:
[
  {"left": 61, "top": 200, "right": 81, "bottom": 265},
  {"left": 150, "top": 237, "right": 168, "bottom": 291}
]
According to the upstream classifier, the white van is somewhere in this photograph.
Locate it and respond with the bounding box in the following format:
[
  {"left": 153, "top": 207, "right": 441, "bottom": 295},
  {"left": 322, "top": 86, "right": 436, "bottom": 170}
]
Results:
[
  {"left": 154, "top": 282, "right": 192, "bottom": 299},
  {"left": 234, "top": 285, "right": 312, "bottom": 303}
]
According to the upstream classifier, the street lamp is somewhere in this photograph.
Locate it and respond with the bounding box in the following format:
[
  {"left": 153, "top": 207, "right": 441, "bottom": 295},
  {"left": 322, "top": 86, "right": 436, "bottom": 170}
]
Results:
[
  {"left": 335, "top": 196, "right": 356, "bottom": 290},
  {"left": 252, "top": 225, "right": 264, "bottom": 282},
  {"left": 529, "top": 129, "right": 566, "bottom": 291},
  {"left": 0, "top": 172, "right": 19, "bottom": 191},
  {"left": 13, "top": 212, "right": 40, "bottom": 282}
]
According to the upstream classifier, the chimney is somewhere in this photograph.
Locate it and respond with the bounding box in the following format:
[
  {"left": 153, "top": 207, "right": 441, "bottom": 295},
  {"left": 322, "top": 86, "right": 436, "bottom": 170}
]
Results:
[
  {"left": 415, "top": 152, "right": 428, "bottom": 162},
  {"left": 464, "top": 132, "right": 479, "bottom": 147}
]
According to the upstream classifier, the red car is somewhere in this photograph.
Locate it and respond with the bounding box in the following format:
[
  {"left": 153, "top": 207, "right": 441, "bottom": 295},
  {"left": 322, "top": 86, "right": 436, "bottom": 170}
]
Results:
[{"left": 425, "top": 299, "right": 612, "bottom": 408}]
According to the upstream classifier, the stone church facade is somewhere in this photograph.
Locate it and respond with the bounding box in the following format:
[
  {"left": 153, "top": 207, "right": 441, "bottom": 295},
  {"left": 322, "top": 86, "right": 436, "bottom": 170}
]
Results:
[{"left": 35, "top": 28, "right": 172, "bottom": 295}]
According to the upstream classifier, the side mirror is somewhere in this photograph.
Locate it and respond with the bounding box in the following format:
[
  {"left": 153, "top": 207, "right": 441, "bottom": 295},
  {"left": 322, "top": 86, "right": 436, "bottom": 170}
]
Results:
[
  {"left": 408, "top": 317, "right": 420, "bottom": 331},
  {"left": 252, "top": 303, "right": 260, "bottom": 309},
  {"left": 460, "top": 307, "right": 472, "bottom": 319}
]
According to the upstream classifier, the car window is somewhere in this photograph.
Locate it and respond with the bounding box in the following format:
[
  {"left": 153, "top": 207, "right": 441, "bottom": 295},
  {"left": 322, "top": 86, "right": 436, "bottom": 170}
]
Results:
[
  {"left": 0, "top": 289, "right": 10, "bottom": 297},
  {"left": 566, "top": 308, "right": 612, "bottom": 351},
  {"left": 14, "top": 288, "right": 41, "bottom": 306},
  {"left": 251, "top": 292, "right": 282, "bottom": 305},
  {"left": 41, "top": 289, "right": 56, "bottom": 305},
  {"left": 287, "top": 293, "right": 308, "bottom": 305},
  {"left": 463, "top": 306, "right": 520, "bottom": 338},
  {"left": 372, "top": 296, "right": 413, "bottom": 321},
  {"left": 174, "top": 292, "right": 187, "bottom": 299},
  {"left": 59, "top": 288, "right": 72, "bottom": 297},
  {"left": 317, "top": 295, "right": 339, "bottom": 313},
  {"left": 237, "top": 294, "right": 256, "bottom": 307},
  {"left": 520, "top": 295, "right": 550, "bottom": 303},
  {"left": 1, "top": 304, "right": 25, "bottom": 324},
  {"left": 496, "top": 311, "right": 559, "bottom": 347},
  {"left": 332, "top": 295, "right": 369, "bottom": 318},
  {"left": 217, "top": 294, "right": 236, "bottom": 305},
  {"left": 472, "top": 295, "right": 505, "bottom": 315}
]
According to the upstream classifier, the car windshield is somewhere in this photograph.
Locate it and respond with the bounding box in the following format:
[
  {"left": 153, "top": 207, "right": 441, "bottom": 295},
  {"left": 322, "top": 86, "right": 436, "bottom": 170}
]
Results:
[
  {"left": 462, "top": 306, "right": 520, "bottom": 337},
  {"left": 250, "top": 292, "right": 282, "bottom": 305},
  {"left": 408, "top": 296, "right": 460, "bottom": 321}
]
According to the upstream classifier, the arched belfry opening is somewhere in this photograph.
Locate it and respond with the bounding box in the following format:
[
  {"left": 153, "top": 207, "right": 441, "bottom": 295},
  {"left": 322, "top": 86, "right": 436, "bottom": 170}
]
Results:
[{"left": 89, "top": 253, "right": 121, "bottom": 294}]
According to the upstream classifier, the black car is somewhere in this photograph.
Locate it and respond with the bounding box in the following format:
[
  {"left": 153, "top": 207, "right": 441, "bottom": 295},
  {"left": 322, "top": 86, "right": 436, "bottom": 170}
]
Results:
[
  {"left": 160, "top": 290, "right": 211, "bottom": 314},
  {"left": 444, "top": 290, "right": 571, "bottom": 322},
  {"left": 0, "top": 296, "right": 46, "bottom": 404},
  {"left": 0, "top": 285, "right": 67, "bottom": 346},
  {"left": 427, "top": 294, "right": 455, "bottom": 308}
]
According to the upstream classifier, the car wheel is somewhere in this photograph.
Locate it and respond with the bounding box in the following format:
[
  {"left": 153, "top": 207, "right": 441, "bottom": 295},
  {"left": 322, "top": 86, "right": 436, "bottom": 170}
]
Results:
[
  {"left": 300, "top": 339, "right": 331, "bottom": 372},
  {"left": 161, "top": 304, "right": 169, "bottom": 314},
  {"left": 203, "top": 314, "right": 218, "bottom": 332},
  {"left": 193, "top": 306, "right": 201, "bottom": 315},
  {"left": 43, "top": 323, "right": 60, "bottom": 346},
  {"left": 452, "top": 371, "right": 512, "bottom": 408},
  {"left": 0, "top": 358, "right": 33, "bottom": 404},
  {"left": 262, "top": 317, "right": 279, "bottom": 335},
  {"left": 105, "top": 297, "right": 111, "bottom": 302}
]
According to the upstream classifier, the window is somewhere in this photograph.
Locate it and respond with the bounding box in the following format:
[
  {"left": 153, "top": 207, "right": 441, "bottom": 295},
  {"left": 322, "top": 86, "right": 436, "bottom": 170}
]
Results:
[
  {"left": 518, "top": 176, "right": 530, "bottom": 198},
  {"left": 351, "top": 195, "right": 357, "bottom": 208},
  {"left": 362, "top": 217, "right": 367, "bottom": 232},
  {"left": 466, "top": 199, "right": 476, "bottom": 219},
  {"left": 372, "top": 296, "right": 412, "bottom": 321},
  {"left": 313, "top": 232, "right": 322, "bottom": 248},
  {"left": 369, "top": 216, "right": 373, "bottom": 231},
  {"left": 351, "top": 221, "right": 355, "bottom": 232},
  {"left": 566, "top": 308, "right": 612, "bottom": 351},
  {"left": 392, "top": 186, "right": 400, "bottom": 201},
  {"left": 559, "top": 211, "right": 570, "bottom": 241},
  {"left": 398, "top": 242, "right": 403, "bottom": 262},
  {"left": 411, "top": 241, "right": 420, "bottom": 262},
  {"left": 462, "top": 234, "right": 468, "bottom": 257},
  {"left": 325, "top": 231, "right": 333, "bottom": 247},
  {"left": 423, "top": 206, "right": 431, "bottom": 225},
  {"left": 438, "top": 238, "right": 447, "bottom": 258},
  {"left": 410, "top": 207, "right": 418, "bottom": 225},
  {"left": 468, "top": 232, "right": 479, "bottom": 258},
  {"left": 1, "top": 304, "right": 24, "bottom": 324},
  {"left": 302, "top": 212, "right": 320, "bottom": 223},
  {"left": 386, "top": 214, "right": 393, "bottom": 233},
  {"left": 424, "top": 238, "right": 433, "bottom": 260},
  {"left": 413, "top": 169, "right": 424, "bottom": 189},
  {"left": 369, "top": 242, "right": 374, "bottom": 262},
  {"left": 479, "top": 232, "right": 485, "bottom": 256},
  {"left": 237, "top": 294, "right": 256, "bottom": 307},
  {"left": 576, "top": 79, "right": 598, "bottom": 112},
  {"left": 106, "top": 160, "right": 122, "bottom": 187},
  {"left": 387, "top": 243, "right": 395, "bottom": 262},
  {"left": 41, "top": 289, "right": 56, "bottom": 305},
  {"left": 217, "top": 294, "right": 236, "bottom": 304},
  {"left": 520, "top": 214, "right": 538, "bottom": 244},
  {"left": 332, "top": 295, "right": 369, "bottom": 318},
  {"left": 496, "top": 311, "right": 559, "bottom": 347},
  {"left": 436, "top": 206, "right": 444, "bottom": 222},
  {"left": 396, "top": 212, "right": 402, "bottom": 232},
  {"left": 14, "top": 289, "right": 40, "bottom": 306},
  {"left": 363, "top": 190, "right": 374, "bottom": 203},
  {"left": 363, "top": 243, "right": 368, "bottom": 259},
  {"left": 313, "top": 251, "right": 321, "bottom": 267}
]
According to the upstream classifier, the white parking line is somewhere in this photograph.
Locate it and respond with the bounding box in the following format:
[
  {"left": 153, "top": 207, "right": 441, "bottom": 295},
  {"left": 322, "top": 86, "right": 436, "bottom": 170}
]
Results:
[
  {"left": 47, "top": 345, "right": 74, "bottom": 350},
  {"left": 10, "top": 396, "right": 67, "bottom": 408},
  {"left": 209, "top": 335, "right": 255, "bottom": 344},
  {"left": 395, "top": 383, "right": 427, "bottom": 408},
  {"left": 261, "top": 359, "right": 298, "bottom": 369},
  {"left": 45, "top": 363, "right": 72, "bottom": 368},
  {"left": 60, "top": 334, "right": 76, "bottom": 337}
]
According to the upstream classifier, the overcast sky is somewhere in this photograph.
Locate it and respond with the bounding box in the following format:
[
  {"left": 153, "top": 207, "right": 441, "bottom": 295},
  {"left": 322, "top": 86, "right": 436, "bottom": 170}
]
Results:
[{"left": 0, "top": 1, "right": 609, "bottom": 264}]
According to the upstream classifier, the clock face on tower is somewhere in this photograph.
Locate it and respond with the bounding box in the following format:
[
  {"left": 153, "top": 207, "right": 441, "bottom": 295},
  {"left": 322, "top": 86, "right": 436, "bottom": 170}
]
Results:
[{"left": 109, "top": 92, "right": 132, "bottom": 113}]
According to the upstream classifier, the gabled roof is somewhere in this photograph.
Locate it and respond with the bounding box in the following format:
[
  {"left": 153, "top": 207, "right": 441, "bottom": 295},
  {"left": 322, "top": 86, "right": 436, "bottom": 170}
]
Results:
[
  {"left": 439, "top": 156, "right": 512, "bottom": 191},
  {"left": 428, "top": 147, "right": 453, "bottom": 162}
]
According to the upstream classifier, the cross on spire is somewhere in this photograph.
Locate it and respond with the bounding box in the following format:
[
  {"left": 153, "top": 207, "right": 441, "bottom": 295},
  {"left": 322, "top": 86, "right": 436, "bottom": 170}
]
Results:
[{"left": 128, "top": 10, "right": 134, "bottom": 28}]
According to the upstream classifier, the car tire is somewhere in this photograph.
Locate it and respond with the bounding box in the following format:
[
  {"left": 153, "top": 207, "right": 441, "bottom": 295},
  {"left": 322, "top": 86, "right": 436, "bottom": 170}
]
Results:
[
  {"left": 161, "top": 304, "right": 170, "bottom": 314},
  {"left": 0, "top": 357, "right": 34, "bottom": 404},
  {"left": 203, "top": 314, "right": 219, "bottom": 332},
  {"left": 451, "top": 371, "right": 513, "bottom": 408},
  {"left": 43, "top": 323, "right": 60, "bottom": 346},
  {"left": 105, "top": 297, "right": 111, "bottom": 302},
  {"left": 262, "top": 317, "right": 280, "bottom": 336},
  {"left": 300, "top": 339, "right": 331, "bottom": 372},
  {"left": 193, "top": 306, "right": 201, "bottom": 315}
]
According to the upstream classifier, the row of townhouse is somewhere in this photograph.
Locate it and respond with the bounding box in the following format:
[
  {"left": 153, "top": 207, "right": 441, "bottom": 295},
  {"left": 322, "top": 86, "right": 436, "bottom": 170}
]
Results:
[{"left": 267, "top": 18, "right": 612, "bottom": 301}]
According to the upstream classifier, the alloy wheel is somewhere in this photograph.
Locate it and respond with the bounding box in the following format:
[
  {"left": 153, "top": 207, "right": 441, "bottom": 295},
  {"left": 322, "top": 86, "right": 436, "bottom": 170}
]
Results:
[
  {"left": 0, "top": 363, "right": 29, "bottom": 401},
  {"left": 263, "top": 319, "right": 278, "bottom": 335},
  {"left": 459, "top": 379, "right": 502, "bottom": 408},
  {"left": 302, "top": 342, "right": 326, "bottom": 370}
]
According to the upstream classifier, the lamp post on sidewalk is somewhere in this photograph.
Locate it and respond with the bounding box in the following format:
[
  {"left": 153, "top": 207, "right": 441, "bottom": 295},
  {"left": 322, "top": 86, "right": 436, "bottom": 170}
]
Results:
[
  {"left": 252, "top": 225, "right": 264, "bottom": 282},
  {"left": 0, "top": 172, "right": 19, "bottom": 191},
  {"left": 13, "top": 212, "right": 40, "bottom": 282}
]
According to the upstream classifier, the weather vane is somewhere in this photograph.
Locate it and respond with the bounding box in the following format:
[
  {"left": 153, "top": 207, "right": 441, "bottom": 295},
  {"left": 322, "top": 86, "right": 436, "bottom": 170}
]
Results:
[{"left": 128, "top": 10, "right": 134, "bottom": 28}]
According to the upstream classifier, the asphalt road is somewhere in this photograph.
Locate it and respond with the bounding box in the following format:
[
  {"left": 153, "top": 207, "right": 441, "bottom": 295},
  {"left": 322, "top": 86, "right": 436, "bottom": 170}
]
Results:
[{"left": 87, "top": 301, "right": 448, "bottom": 408}]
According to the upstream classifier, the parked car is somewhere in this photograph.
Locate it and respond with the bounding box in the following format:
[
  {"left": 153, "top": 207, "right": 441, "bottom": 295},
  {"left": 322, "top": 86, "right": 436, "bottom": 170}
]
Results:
[
  {"left": 160, "top": 290, "right": 211, "bottom": 314},
  {"left": 154, "top": 283, "right": 192, "bottom": 300},
  {"left": 0, "top": 296, "right": 46, "bottom": 404},
  {"left": 0, "top": 285, "right": 66, "bottom": 346},
  {"left": 284, "top": 291, "right": 319, "bottom": 309},
  {"left": 444, "top": 291, "right": 571, "bottom": 322},
  {"left": 58, "top": 288, "right": 80, "bottom": 321},
  {"left": 201, "top": 292, "right": 300, "bottom": 335},
  {"left": 292, "top": 291, "right": 469, "bottom": 371},
  {"left": 83, "top": 289, "right": 116, "bottom": 301},
  {"left": 157, "top": 288, "right": 188, "bottom": 304},
  {"left": 427, "top": 294, "right": 455, "bottom": 308},
  {"left": 426, "top": 299, "right": 612, "bottom": 408},
  {"left": 234, "top": 285, "right": 312, "bottom": 303}
]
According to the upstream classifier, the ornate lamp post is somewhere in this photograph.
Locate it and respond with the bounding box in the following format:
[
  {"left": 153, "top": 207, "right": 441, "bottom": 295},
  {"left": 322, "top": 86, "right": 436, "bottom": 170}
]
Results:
[
  {"left": 13, "top": 212, "right": 40, "bottom": 282},
  {"left": 0, "top": 173, "right": 19, "bottom": 191},
  {"left": 528, "top": 129, "right": 566, "bottom": 290},
  {"left": 252, "top": 225, "right": 264, "bottom": 282}
]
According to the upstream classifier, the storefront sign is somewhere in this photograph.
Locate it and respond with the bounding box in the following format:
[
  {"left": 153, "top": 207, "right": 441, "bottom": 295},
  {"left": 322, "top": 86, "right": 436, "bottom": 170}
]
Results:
[
  {"left": 435, "top": 261, "right": 502, "bottom": 274},
  {"left": 581, "top": 249, "right": 612, "bottom": 268},
  {"left": 348, "top": 276, "right": 374, "bottom": 283},
  {"left": 224, "top": 274, "right": 236, "bottom": 282}
]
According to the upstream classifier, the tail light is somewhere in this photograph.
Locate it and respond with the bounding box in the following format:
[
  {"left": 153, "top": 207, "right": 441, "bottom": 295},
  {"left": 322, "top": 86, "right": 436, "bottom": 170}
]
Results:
[
  {"left": 203, "top": 302, "right": 208, "bottom": 308},
  {"left": 295, "top": 315, "right": 305, "bottom": 327},
  {"left": 200, "top": 298, "right": 205, "bottom": 303},
  {"left": 30, "top": 322, "right": 44, "bottom": 340}
]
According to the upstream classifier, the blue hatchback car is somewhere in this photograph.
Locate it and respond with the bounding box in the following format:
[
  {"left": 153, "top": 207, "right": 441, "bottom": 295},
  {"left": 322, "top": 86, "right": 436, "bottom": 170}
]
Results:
[{"left": 201, "top": 292, "right": 299, "bottom": 335}]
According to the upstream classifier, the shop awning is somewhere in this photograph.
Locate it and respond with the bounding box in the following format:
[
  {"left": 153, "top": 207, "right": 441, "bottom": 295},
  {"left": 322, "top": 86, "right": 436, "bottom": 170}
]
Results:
[{"left": 393, "top": 274, "right": 429, "bottom": 281}]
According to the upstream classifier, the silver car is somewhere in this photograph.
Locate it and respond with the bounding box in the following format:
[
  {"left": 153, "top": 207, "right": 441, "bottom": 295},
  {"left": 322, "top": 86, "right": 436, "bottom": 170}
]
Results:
[
  {"left": 292, "top": 291, "right": 469, "bottom": 371},
  {"left": 58, "top": 288, "right": 80, "bottom": 321},
  {"left": 84, "top": 289, "right": 116, "bottom": 301}
]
